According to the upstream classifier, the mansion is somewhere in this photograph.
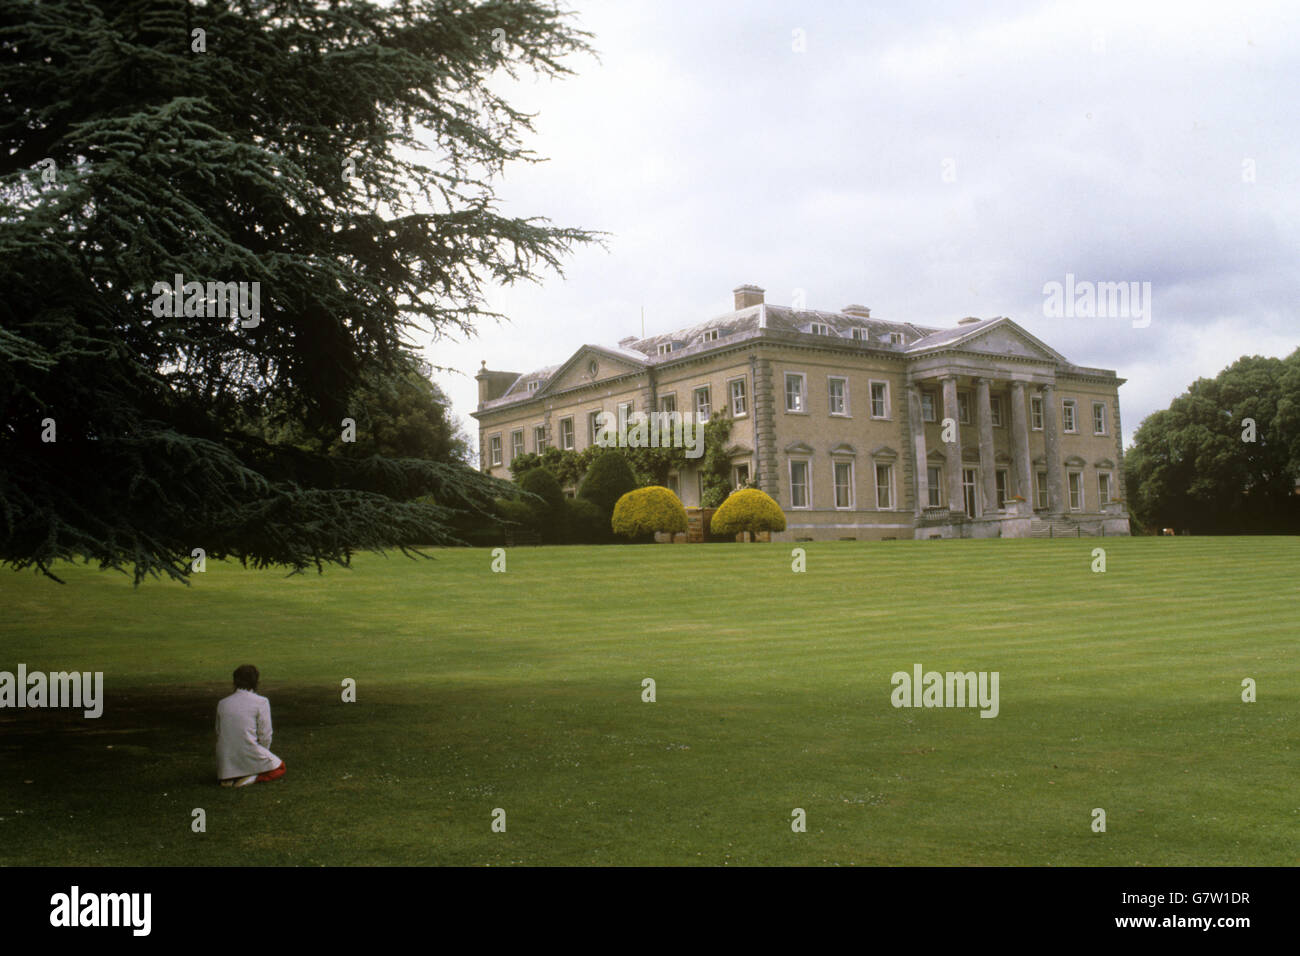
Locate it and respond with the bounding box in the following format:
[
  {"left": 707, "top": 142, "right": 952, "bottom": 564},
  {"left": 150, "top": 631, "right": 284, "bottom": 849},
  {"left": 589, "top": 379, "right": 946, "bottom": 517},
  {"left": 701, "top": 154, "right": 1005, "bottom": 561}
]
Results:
[{"left": 471, "top": 284, "right": 1131, "bottom": 541}]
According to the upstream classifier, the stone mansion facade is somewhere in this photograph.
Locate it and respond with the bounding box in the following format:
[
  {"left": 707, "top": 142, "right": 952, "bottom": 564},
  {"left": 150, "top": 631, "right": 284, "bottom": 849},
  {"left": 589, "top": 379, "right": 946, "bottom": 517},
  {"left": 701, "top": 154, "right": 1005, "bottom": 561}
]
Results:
[{"left": 471, "top": 284, "right": 1132, "bottom": 541}]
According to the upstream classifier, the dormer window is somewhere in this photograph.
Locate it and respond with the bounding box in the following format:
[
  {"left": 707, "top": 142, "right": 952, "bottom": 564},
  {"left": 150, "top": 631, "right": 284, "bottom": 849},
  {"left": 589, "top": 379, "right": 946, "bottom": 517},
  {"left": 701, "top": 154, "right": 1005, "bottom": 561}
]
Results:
[
  {"left": 527, "top": 380, "right": 539, "bottom": 392},
  {"left": 657, "top": 343, "right": 673, "bottom": 355},
  {"left": 701, "top": 330, "right": 719, "bottom": 343},
  {"left": 851, "top": 328, "right": 868, "bottom": 341},
  {"left": 889, "top": 332, "right": 904, "bottom": 345},
  {"left": 809, "top": 323, "right": 830, "bottom": 336}
]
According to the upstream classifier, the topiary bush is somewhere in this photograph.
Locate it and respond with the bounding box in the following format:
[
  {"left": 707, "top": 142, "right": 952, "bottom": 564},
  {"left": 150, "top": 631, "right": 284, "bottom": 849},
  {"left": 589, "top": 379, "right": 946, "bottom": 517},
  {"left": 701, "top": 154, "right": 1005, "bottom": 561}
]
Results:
[
  {"left": 710, "top": 488, "right": 786, "bottom": 541},
  {"left": 563, "top": 496, "right": 607, "bottom": 544},
  {"left": 611, "top": 486, "right": 688, "bottom": 541},
  {"left": 495, "top": 497, "right": 538, "bottom": 539},
  {"left": 516, "top": 467, "right": 565, "bottom": 542},
  {"left": 578, "top": 448, "right": 638, "bottom": 516}
]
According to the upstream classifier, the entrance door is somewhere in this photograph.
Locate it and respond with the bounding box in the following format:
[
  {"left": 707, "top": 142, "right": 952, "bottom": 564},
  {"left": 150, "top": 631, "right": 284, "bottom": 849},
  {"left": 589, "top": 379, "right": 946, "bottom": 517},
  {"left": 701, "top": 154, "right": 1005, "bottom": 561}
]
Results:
[{"left": 962, "top": 468, "right": 978, "bottom": 518}]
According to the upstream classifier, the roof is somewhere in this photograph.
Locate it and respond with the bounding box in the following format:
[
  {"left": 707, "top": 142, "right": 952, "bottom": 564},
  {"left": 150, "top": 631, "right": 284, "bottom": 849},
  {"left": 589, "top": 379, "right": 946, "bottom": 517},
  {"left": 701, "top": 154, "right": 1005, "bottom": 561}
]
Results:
[{"left": 474, "top": 300, "right": 1115, "bottom": 413}]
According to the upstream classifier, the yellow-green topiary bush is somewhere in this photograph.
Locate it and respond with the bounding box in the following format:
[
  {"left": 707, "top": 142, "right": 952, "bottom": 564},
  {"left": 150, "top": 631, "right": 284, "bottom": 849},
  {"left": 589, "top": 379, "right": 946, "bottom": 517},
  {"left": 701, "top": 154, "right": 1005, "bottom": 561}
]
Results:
[
  {"left": 611, "top": 486, "right": 688, "bottom": 539},
  {"left": 710, "top": 488, "right": 786, "bottom": 539}
]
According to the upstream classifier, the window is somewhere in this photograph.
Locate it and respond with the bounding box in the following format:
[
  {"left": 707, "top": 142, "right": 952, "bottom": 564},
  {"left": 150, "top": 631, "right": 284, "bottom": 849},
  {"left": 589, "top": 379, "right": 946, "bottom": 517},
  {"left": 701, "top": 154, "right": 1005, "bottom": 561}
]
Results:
[
  {"left": 701, "top": 329, "right": 719, "bottom": 343},
  {"left": 1035, "top": 471, "right": 1048, "bottom": 510},
  {"left": 729, "top": 378, "right": 747, "bottom": 416},
  {"left": 833, "top": 461, "right": 854, "bottom": 509},
  {"left": 1062, "top": 399, "right": 1077, "bottom": 433},
  {"left": 617, "top": 401, "right": 634, "bottom": 427},
  {"left": 957, "top": 392, "right": 971, "bottom": 424},
  {"left": 732, "top": 462, "right": 750, "bottom": 489},
  {"left": 657, "top": 343, "right": 673, "bottom": 355},
  {"left": 560, "top": 417, "right": 575, "bottom": 451},
  {"left": 851, "top": 327, "right": 868, "bottom": 341},
  {"left": 666, "top": 473, "right": 680, "bottom": 497},
  {"left": 587, "top": 410, "right": 602, "bottom": 446},
  {"left": 785, "top": 373, "right": 806, "bottom": 413},
  {"left": 870, "top": 381, "right": 889, "bottom": 418},
  {"left": 533, "top": 425, "right": 546, "bottom": 453},
  {"left": 527, "top": 380, "right": 539, "bottom": 393},
  {"left": 990, "top": 396, "right": 1003, "bottom": 427},
  {"left": 921, "top": 391, "right": 937, "bottom": 422},
  {"left": 510, "top": 429, "right": 524, "bottom": 460},
  {"left": 889, "top": 332, "right": 904, "bottom": 345},
  {"left": 927, "top": 465, "right": 943, "bottom": 507},
  {"left": 828, "top": 377, "right": 848, "bottom": 416},
  {"left": 789, "top": 460, "right": 810, "bottom": 508},
  {"left": 1098, "top": 472, "right": 1113, "bottom": 505},
  {"left": 658, "top": 393, "right": 676, "bottom": 414},
  {"left": 489, "top": 435, "right": 502, "bottom": 466},
  {"left": 809, "top": 323, "right": 830, "bottom": 336},
  {"left": 694, "top": 386, "right": 711, "bottom": 423},
  {"left": 995, "top": 469, "right": 1009, "bottom": 508},
  {"left": 1030, "top": 396, "right": 1044, "bottom": 431},
  {"left": 962, "top": 467, "right": 978, "bottom": 518},
  {"left": 875, "top": 463, "right": 893, "bottom": 509},
  {"left": 1068, "top": 471, "right": 1083, "bottom": 511},
  {"left": 1093, "top": 402, "right": 1107, "bottom": 435}
]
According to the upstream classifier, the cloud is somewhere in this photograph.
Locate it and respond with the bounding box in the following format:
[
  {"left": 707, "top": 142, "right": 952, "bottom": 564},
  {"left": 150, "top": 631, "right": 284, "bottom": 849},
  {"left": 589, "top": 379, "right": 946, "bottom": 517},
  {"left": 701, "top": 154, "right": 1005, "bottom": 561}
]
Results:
[{"left": 427, "top": 0, "right": 1300, "bottom": 452}]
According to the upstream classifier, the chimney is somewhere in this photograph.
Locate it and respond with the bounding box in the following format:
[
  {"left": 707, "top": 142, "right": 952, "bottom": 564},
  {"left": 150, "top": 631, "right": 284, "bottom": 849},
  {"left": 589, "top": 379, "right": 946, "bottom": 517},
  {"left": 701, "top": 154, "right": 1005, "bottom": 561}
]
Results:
[
  {"left": 475, "top": 361, "right": 520, "bottom": 405},
  {"left": 842, "top": 304, "right": 871, "bottom": 318},
  {"left": 618, "top": 335, "right": 638, "bottom": 347},
  {"left": 733, "top": 284, "right": 765, "bottom": 310},
  {"left": 957, "top": 316, "right": 982, "bottom": 325}
]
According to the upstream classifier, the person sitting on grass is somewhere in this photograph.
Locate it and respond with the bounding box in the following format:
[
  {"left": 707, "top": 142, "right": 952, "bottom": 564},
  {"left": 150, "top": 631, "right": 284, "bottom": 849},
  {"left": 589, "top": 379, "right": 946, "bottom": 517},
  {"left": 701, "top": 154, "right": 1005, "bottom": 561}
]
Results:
[{"left": 216, "top": 664, "right": 286, "bottom": 788}]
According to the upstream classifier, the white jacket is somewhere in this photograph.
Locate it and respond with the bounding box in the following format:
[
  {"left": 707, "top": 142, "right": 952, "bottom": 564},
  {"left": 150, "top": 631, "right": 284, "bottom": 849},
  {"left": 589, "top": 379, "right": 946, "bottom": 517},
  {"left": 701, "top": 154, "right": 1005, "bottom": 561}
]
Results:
[{"left": 215, "top": 689, "right": 281, "bottom": 779}]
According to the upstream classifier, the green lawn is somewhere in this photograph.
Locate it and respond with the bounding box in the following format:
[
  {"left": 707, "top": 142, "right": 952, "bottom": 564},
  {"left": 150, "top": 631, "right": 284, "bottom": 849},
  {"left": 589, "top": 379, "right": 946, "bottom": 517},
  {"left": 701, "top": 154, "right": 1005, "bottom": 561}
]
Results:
[{"left": 0, "top": 537, "right": 1295, "bottom": 866}]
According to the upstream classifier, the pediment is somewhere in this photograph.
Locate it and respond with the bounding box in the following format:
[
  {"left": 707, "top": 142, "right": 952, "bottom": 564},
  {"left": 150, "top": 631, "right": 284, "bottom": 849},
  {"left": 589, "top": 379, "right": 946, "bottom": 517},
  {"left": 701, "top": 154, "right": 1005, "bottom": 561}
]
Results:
[
  {"left": 945, "top": 319, "right": 1068, "bottom": 364},
  {"left": 725, "top": 444, "right": 753, "bottom": 457},
  {"left": 961, "top": 447, "right": 980, "bottom": 462},
  {"left": 995, "top": 451, "right": 1012, "bottom": 464},
  {"left": 1033, "top": 454, "right": 1047, "bottom": 465},
  {"left": 829, "top": 442, "right": 857, "bottom": 456},
  {"left": 539, "top": 345, "right": 646, "bottom": 396},
  {"left": 1064, "top": 454, "right": 1086, "bottom": 467},
  {"left": 1094, "top": 458, "right": 1116, "bottom": 469},
  {"left": 870, "top": 444, "right": 898, "bottom": 459},
  {"left": 785, "top": 441, "right": 815, "bottom": 456},
  {"left": 927, "top": 449, "right": 946, "bottom": 462}
]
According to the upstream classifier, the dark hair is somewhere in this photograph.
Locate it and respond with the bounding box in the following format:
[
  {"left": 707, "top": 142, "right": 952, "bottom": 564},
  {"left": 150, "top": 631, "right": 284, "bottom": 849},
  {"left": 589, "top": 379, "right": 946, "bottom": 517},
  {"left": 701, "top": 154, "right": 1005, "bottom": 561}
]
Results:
[{"left": 232, "top": 665, "right": 260, "bottom": 691}]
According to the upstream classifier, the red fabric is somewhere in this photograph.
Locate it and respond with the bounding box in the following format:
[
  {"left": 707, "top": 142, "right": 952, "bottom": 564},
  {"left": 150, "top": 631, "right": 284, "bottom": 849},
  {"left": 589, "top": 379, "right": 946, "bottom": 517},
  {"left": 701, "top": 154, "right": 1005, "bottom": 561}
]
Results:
[{"left": 257, "top": 760, "right": 286, "bottom": 782}]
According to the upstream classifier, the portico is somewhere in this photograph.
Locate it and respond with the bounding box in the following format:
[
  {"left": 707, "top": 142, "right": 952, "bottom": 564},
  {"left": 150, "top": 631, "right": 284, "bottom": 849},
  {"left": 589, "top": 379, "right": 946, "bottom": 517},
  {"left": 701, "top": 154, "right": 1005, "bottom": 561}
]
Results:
[{"left": 905, "top": 368, "right": 1068, "bottom": 524}]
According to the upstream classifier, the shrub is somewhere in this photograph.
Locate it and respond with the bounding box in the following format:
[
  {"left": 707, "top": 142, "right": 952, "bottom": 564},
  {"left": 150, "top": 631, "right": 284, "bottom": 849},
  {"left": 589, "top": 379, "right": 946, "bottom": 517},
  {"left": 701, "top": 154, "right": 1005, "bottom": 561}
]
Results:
[
  {"left": 578, "top": 449, "right": 638, "bottom": 516},
  {"left": 710, "top": 488, "right": 786, "bottom": 540},
  {"left": 611, "top": 486, "right": 688, "bottom": 540},
  {"left": 564, "top": 497, "right": 607, "bottom": 544},
  {"left": 516, "top": 468, "right": 565, "bottom": 542},
  {"left": 495, "top": 497, "right": 538, "bottom": 538}
]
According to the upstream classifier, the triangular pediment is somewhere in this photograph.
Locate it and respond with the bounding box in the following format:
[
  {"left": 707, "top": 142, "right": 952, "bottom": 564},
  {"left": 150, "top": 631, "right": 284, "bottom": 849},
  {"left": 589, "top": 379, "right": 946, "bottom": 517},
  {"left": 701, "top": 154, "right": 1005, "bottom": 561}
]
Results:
[
  {"left": 829, "top": 442, "right": 857, "bottom": 456},
  {"left": 911, "top": 318, "right": 1067, "bottom": 364},
  {"left": 1094, "top": 458, "right": 1116, "bottom": 469},
  {"left": 870, "top": 444, "right": 898, "bottom": 459},
  {"left": 538, "top": 345, "right": 646, "bottom": 396},
  {"left": 785, "top": 441, "right": 815, "bottom": 456},
  {"left": 961, "top": 322, "right": 1066, "bottom": 363}
]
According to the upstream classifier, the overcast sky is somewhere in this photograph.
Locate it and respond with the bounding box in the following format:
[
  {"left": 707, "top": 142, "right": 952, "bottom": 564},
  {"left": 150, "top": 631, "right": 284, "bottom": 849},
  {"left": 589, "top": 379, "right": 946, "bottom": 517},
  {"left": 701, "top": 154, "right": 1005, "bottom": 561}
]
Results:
[{"left": 423, "top": 0, "right": 1300, "bottom": 453}]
